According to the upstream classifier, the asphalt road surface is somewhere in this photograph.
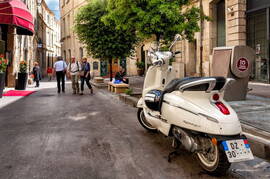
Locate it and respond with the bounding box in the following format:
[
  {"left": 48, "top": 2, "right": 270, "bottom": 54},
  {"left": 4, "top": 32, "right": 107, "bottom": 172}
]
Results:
[{"left": 0, "top": 85, "right": 270, "bottom": 179}]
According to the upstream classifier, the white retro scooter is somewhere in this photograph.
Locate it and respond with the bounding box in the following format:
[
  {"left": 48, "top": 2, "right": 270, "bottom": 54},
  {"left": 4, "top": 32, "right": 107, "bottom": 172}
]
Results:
[{"left": 137, "top": 36, "right": 254, "bottom": 175}]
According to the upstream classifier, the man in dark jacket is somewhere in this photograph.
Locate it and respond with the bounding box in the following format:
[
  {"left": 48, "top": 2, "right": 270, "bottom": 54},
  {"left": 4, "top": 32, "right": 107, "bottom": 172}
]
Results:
[{"left": 80, "top": 58, "right": 93, "bottom": 95}]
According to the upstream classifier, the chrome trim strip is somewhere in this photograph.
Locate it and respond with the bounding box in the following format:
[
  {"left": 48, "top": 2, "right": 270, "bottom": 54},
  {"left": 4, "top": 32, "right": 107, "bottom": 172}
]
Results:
[
  {"left": 163, "top": 101, "right": 219, "bottom": 123},
  {"left": 163, "top": 100, "right": 197, "bottom": 115}
]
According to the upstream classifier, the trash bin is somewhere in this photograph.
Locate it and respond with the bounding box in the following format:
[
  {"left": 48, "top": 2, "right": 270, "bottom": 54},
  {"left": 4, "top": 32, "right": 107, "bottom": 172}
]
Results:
[{"left": 211, "top": 45, "right": 255, "bottom": 101}]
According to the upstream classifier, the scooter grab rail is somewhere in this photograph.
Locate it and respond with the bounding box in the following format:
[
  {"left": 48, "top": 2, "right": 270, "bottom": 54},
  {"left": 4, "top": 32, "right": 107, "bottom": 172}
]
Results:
[
  {"left": 178, "top": 78, "right": 217, "bottom": 93},
  {"left": 219, "top": 78, "right": 235, "bottom": 93}
]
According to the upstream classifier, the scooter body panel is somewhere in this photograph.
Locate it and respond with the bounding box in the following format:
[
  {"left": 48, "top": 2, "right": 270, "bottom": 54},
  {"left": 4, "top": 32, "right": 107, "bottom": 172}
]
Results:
[{"left": 162, "top": 91, "right": 241, "bottom": 135}]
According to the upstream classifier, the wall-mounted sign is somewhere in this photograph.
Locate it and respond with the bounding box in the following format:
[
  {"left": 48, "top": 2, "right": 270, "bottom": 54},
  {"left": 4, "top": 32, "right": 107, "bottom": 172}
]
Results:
[
  {"left": 38, "top": 43, "right": 42, "bottom": 48},
  {"left": 237, "top": 57, "right": 249, "bottom": 72}
]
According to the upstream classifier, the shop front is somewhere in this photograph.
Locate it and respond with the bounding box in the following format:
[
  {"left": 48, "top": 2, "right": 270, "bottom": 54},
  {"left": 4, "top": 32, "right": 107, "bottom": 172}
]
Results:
[
  {"left": 247, "top": 0, "right": 270, "bottom": 83},
  {"left": 0, "top": 0, "right": 34, "bottom": 87}
]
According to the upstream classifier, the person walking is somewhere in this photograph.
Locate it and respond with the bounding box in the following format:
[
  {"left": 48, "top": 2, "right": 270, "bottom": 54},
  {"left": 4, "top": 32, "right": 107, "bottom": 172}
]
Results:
[
  {"left": 54, "top": 56, "right": 67, "bottom": 93},
  {"left": 67, "top": 57, "right": 81, "bottom": 94},
  {"left": 47, "top": 66, "right": 53, "bottom": 81},
  {"left": 80, "top": 57, "right": 93, "bottom": 95},
  {"left": 32, "top": 62, "right": 42, "bottom": 87}
]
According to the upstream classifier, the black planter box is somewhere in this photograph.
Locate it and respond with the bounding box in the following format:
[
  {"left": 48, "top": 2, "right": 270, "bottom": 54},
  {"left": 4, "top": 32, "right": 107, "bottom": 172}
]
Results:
[
  {"left": 15, "top": 73, "right": 28, "bottom": 90},
  {"left": 0, "top": 73, "right": 5, "bottom": 98}
]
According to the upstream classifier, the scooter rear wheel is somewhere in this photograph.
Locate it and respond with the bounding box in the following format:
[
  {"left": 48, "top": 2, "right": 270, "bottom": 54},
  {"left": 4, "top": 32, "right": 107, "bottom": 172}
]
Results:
[
  {"left": 137, "top": 108, "right": 157, "bottom": 132},
  {"left": 196, "top": 142, "right": 230, "bottom": 176}
]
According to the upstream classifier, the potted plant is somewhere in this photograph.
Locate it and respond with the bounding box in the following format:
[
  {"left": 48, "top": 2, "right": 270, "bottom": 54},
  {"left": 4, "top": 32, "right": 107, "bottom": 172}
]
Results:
[
  {"left": 136, "top": 61, "right": 145, "bottom": 76},
  {"left": 15, "top": 60, "right": 28, "bottom": 90},
  {"left": 0, "top": 54, "right": 8, "bottom": 98}
]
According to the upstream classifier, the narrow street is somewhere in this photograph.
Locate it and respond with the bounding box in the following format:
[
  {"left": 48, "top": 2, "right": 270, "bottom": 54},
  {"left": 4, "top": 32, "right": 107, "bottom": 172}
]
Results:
[{"left": 0, "top": 84, "right": 269, "bottom": 179}]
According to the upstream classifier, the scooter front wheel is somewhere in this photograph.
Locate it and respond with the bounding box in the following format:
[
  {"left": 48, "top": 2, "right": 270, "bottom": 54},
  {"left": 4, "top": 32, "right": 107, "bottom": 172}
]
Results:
[
  {"left": 137, "top": 108, "right": 157, "bottom": 132},
  {"left": 196, "top": 142, "right": 231, "bottom": 175}
]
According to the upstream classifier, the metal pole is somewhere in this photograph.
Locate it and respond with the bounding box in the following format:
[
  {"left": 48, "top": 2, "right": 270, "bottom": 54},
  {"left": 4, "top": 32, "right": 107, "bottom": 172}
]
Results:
[
  {"left": 267, "top": 8, "right": 270, "bottom": 83},
  {"left": 199, "top": 0, "right": 204, "bottom": 77}
]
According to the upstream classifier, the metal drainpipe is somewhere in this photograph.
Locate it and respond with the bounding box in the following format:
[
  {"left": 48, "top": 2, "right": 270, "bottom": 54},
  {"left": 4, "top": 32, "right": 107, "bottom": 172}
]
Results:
[{"left": 199, "top": 0, "right": 204, "bottom": 77}]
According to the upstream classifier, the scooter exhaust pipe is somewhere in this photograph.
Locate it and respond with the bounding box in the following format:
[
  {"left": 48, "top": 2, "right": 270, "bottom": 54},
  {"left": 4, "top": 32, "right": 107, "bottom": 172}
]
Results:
[{"left": 172, "top": 127, "right": 198, "bottom": 152}]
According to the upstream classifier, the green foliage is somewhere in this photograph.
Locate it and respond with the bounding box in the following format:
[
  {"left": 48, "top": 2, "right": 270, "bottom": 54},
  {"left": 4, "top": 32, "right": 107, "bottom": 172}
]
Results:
[
  {"left": 0, "top": 55, "right": 8, "bottom": 73},
  {"left": 124, "top": 88, "right": 133, "bottom": 95},
  {"left": 19, "top": 61, "right": 27, "bottom": 73},
  {"left": 136, "top": 61, "right": 145, "bottom": 69},
  {"left": 169, "top": 57, "right": 176, "bottom": 66},
  {"left": 104, "top": 0, "right": 206, "bottom": 44},
  {"left": 74, "top": 0, "right": 138, "bottom": 60}
]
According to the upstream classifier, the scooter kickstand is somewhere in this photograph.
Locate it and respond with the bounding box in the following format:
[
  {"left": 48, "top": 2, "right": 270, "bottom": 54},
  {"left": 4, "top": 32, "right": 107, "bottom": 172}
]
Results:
[
  {"left": 168, "top": 151, "right": 179, "bottom": 163},
  {"left": 168, "top": 138, "right": 180, "bottom": 162}
]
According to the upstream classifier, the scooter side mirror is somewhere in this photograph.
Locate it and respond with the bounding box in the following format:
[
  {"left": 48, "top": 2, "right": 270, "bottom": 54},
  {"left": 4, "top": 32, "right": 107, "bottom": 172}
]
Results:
[{"left": 174, "top": 34, "right": 181, "bottom": 41}]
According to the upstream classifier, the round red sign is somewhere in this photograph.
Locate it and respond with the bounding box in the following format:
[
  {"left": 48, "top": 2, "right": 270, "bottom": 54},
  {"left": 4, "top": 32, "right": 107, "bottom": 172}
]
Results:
[{"left": 237, "top": 58, "right": 249, "bottom": 72}]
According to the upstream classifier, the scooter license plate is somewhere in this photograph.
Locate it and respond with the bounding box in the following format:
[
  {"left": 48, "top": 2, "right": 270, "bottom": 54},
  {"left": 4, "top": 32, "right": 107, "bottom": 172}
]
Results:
[{"left": 222, "top": 139, "right": 254, "bottom": 163}]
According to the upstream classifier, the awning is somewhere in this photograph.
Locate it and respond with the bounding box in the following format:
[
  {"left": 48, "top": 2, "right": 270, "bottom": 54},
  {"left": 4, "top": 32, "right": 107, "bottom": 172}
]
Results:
[{"left": 0, "top": 0, "right": 34, "bottom": 35}]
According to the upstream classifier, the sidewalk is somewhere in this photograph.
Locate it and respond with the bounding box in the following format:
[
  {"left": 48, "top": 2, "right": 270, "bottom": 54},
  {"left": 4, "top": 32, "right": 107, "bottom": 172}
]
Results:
[{"left": 0, "top": 79, "right": 70, "bottom": 109}]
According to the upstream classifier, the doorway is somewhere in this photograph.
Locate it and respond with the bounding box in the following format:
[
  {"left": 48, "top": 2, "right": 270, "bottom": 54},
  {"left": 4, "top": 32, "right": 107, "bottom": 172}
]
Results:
[{"left": 247, "top": 9, "right": 269, "bottom": 83}]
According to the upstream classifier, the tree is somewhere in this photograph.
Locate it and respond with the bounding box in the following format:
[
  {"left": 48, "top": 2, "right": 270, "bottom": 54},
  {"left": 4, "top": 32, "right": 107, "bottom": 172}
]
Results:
[
  {"left": 74, "top": 0, "right": 137, "bottom": 81},
  {"left": 104, "top": 0, "right": 205, "bottom": 44}
]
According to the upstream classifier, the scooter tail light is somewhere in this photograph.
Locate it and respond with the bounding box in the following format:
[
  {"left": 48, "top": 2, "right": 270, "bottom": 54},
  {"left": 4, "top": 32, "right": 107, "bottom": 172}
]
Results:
[
  {"left": 215, "top": 102, "right": 230, "bottom": 115},
  {"left": 212, "top": 93, "right": 220, "bottom": 101}
]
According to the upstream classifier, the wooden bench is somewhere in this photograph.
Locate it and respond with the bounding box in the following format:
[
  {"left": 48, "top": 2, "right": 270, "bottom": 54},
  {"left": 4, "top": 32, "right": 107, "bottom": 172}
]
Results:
[
  {"left": 107, "top": 82, "right": 129, "bottom": 94},
  {"left": 93, "top": 77, "right": 104, "bottom": 84}
]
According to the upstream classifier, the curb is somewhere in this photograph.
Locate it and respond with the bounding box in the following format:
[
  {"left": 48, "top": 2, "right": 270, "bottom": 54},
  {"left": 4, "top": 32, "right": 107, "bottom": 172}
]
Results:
[
  {"left": 241, "top": 124, "right": 270, "bottom": 160},
  {"left": 90, "top": 81, "right": 107, "bottom": 89},
  {"left": 119, "top": 94, "right": 138, "bottom": 107},
  {"left": 118, "top": 93, "right": 270, "bottom": 161}
]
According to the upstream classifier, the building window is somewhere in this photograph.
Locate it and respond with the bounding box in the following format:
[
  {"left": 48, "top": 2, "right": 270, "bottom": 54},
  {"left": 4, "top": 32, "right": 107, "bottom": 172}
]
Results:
[
  {"left": 247, "top": 9, "right": 269, "bottom": 82},
  {"left": 62, "top": 18, "right": 65, "bottom": 38},
  {"left": 64, "top": 50, "right": 66, "bottom": 61},
  {"left": 217, "top": 0, "right": 225, "bottom": 47},
  {"left": 47, "top": 15, "right": 50, "bottom": 24},
  {"left": 67, "top": 15, "right": 70, "bottom": 36},
  {"left": 80, "top": 47, "right": 83, "bottom": 59},
  {"left": 68, "top": 49, "right": 71, "bottom": 61}
]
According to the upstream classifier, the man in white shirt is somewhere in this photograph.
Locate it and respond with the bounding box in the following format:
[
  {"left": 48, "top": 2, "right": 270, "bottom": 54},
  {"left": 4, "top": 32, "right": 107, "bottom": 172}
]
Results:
[
  {"left": 54, "top": 56, "right": 67, "bottom": 93},
  {"left": 67, "top": 57, "right": 81, "bottom": 94}
]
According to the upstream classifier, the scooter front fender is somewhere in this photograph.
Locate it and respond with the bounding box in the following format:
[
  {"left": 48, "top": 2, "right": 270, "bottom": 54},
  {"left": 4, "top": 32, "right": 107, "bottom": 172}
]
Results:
[{"left": 137, "top": 97, "right": 143, "bottom": 108}]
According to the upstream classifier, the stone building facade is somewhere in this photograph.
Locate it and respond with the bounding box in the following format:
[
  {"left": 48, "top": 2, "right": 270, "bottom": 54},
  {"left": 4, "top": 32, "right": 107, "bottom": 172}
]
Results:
[
  {"left": 169, "top": 0, "right": 270, "bottom": 83},
  {"left": 173, "top": 0, "right": 246, "bottom": 78},
  {"left": 37, "top": 1, "right": 61, "bottom": 76},
  {"left": 60, "top": 0, "right": 139, "bottom": 77}
]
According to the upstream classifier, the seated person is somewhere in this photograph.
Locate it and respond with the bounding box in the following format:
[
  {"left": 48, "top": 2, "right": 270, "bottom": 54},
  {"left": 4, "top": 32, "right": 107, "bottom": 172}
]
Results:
[{"left": 115, "top": 67, "right": 129, "bottom": 84}]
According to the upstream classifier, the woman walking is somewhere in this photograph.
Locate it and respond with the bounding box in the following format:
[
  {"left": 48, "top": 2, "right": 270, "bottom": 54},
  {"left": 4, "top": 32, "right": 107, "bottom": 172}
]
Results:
[{"left": 32, "top": 62, "right": 42, "bottom": 87}]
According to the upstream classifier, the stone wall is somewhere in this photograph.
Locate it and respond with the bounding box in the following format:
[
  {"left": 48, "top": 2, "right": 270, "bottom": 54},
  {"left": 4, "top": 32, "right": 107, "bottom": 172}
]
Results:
[{"left": 175, "top": 0, "right": 247, "bottom": 77}]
